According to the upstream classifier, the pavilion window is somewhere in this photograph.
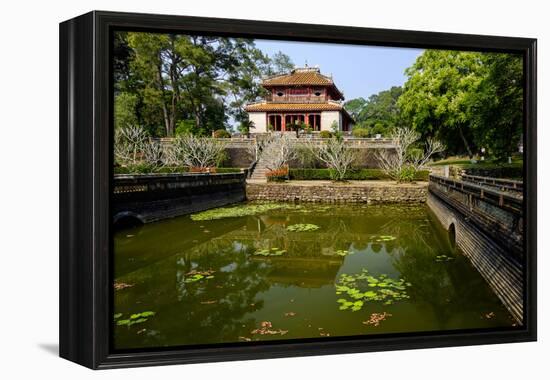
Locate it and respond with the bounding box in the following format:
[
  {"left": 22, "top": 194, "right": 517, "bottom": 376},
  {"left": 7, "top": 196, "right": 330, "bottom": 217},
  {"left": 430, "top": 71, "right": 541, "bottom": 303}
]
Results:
[
  {"left": 268, "top": 115, "right": 282, "bottom": 131},
  {"left": 285, "top": 114, "right": 305, "bottom": 128},
  {"left": 308, "top": 114, "right": 321, "bottom": 131}
]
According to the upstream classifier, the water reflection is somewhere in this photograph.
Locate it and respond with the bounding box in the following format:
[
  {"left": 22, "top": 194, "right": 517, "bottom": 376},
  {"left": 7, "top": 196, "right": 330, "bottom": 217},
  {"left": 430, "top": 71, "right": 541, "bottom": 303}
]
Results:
[{"left": 114, "top": 204, "right": 514, "bottom": 349}]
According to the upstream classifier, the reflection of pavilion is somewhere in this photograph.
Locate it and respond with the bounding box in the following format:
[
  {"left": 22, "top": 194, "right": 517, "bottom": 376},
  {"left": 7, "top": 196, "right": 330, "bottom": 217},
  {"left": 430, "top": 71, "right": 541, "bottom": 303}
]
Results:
[
  {"left": 209, "top": 224, "right": 352, "bottom": 288},
  {"left": 254, "top": 256, "right": 343, "bottom": 289},
  {"left": 204, "top": 232, "right": 346, "bottom": 288}
]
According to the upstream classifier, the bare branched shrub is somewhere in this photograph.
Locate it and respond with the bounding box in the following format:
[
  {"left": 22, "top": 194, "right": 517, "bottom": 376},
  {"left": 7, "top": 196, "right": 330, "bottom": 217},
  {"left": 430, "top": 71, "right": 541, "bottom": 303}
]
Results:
[
  {"left": 263, "top": 134, "right": 297, "bottom": 171},
  {"left": 114, "top": 125, "right": 149, "bottom": 166},
  {"left": 168, "top": 135, "right": 226, "bottom": 169},
  {"left": 376, "top": 127, "right": 445, "bottom": 182},
  {"left": 247, "top": 134, "right": 275, "bottom": 162},
  {"left": 114, "top": 125, "right": 167, "bottom": 172},
  {"left": 142, "top": 139, "right": 164, "bottom": 170},
  {"left": 303, "top": 138, "right": 357, "bottom": 181},
  {"left": 409, "top": 137, "right": 445, "bottom": 170}
]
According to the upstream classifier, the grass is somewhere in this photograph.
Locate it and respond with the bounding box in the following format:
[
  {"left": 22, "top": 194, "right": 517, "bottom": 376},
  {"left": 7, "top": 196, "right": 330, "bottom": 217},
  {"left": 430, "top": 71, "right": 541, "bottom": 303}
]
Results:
[{"left": 429, "top": 156, "right": 523, "bottom": 179}]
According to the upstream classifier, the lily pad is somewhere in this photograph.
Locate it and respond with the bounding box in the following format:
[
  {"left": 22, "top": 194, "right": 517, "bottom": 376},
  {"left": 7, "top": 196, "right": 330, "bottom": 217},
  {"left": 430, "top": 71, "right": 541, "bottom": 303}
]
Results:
[
  {"left": 253, "top": 248, "right": 286, "bottom": 257},
  {"left": 286, "top": 224, "right": 320, "bottom": 232},
  {"left": 435, "top": 254, "right": 455, "bottom": 262},
  {"left": 115, "top": 311, "right": 156, "bottom": 327},
  {"left": 334, "top": 269, "right": 411, "bottom": 312},
  {"left": 183, "top": 269, "right": 216, "bottom": 283},
  {"left": 370, "top": 235, "right": 397, "bottom": 242}
]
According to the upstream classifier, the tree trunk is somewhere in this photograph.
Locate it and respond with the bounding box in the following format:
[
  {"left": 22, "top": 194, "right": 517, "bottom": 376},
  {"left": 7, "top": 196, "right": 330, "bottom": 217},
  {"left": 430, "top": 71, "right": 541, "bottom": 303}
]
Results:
[
  {"left": 156, "top": 63, "right": 172, "bottom": 137},
  {"left": 458, "top": 125, "right": 474, "bottom": 158},
  {"left": 194, "top": 110, "right": 202, "bottom": 133},
  {"left": 167, "top": 41, "right": 179, "bottom": 138}
]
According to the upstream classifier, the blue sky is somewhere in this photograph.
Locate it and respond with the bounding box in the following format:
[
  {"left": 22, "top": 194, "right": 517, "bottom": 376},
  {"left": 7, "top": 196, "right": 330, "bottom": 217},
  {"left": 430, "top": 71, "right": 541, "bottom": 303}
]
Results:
[{"left": 255, "top": 39, "right": 424, "bottom": 101}]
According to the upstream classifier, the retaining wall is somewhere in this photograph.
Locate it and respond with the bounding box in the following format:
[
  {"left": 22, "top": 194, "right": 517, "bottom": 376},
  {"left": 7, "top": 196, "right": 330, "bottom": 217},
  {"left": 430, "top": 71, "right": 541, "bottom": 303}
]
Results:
[
  {"left": 246, "top": 182, "right": 428, "bottom": 204},
  {"left": 427, "top": 192, "right": 523, "bottom": 323},
  {"left": 113, "top": 172, "right": 246, "bottom": 224}
]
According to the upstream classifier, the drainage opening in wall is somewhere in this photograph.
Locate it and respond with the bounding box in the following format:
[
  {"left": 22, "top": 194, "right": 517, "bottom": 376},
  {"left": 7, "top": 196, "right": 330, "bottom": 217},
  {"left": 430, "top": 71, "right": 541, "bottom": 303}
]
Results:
[
  {"left": 114, "top": 213, "right": 144, "bottom": 230},
  {"left": 448, "top": 223, "right": 456, "bottom": 248}
]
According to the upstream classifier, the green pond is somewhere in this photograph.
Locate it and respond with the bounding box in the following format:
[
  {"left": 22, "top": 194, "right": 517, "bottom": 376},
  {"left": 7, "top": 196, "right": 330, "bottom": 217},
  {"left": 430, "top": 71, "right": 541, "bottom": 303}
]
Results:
[{"left": 113, "top": 202, "right": 515, "bottom": 350}]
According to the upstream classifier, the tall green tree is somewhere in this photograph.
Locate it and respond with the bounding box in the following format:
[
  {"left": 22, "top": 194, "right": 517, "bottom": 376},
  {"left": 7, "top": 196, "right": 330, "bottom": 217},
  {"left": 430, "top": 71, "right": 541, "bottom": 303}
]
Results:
[
  {"left": 398, "top": 51, "right": 483, "bottom": 157},
  {"left": 399, "top": 50, "right": 523, "bottom": 159},
  {"left": 345, "top": 86, "right": 403, "bottom": 136},
  {"left": 264, "top": 51, "right": 294, "bottom": 75},
  {"left": 343, "top": 97, "right": 367, "bottom": 120},
  {"left": 466, "top": 53, "right": 523, "bottom": 159},
  {"left": 115, "top": 32, "right": 271, "bottom": 137}
]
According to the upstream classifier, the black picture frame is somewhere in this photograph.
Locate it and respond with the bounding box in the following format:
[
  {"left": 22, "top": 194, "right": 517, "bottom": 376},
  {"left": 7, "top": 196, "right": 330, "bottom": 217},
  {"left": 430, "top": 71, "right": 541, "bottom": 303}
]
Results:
[{"left": 59, "top": 10, "right": 537, "bottom": 369}]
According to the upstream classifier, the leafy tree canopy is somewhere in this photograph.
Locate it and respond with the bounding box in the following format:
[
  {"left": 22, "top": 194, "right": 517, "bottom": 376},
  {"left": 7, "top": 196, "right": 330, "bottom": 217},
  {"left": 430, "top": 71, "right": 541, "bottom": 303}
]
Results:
[
  {"left": 398, "top": 50, "right": 522, "bottom": 159},
  {"left": 114, "top": 32, "right": 273, "bottom": 137},
  {"left": 345, "top": 86, "right": 403, "bottom": 137}
]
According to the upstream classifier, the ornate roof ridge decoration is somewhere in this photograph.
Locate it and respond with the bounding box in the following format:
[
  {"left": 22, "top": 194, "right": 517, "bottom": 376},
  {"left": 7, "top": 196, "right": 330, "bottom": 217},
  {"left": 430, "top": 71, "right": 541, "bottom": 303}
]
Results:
[{"left": 262, "top": 66, "right": 337, "bottom": 86}]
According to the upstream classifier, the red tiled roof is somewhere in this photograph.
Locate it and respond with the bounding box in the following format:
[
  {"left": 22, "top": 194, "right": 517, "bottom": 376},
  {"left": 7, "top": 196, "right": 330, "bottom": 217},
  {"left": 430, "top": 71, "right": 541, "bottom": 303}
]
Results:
[
  {"left": 263, "top": 69, "right": 334, "bottom": 86},
  {"left": 245, "top": 102, "right": 343, "bottom": 112},
  {"left": 245, "top": 102, "right": 354, "bottom": 121},
  {"left": 262, "top": 67, "right": 344, "bottom": 100}
]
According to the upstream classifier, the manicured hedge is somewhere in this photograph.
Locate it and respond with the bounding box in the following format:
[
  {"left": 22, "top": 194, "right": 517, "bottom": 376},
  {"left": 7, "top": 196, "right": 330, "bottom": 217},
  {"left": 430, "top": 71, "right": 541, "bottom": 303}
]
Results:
[
  {"left": 289, "top": 168, "right": 429, "bottom": 181},
  {"left": 216, "top": 167, "right": 243, "bottom": 173}
]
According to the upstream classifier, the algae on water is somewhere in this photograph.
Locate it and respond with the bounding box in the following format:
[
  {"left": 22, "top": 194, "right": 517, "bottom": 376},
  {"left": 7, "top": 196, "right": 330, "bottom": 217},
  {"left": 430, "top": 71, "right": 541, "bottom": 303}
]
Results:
[
  {"left": 286, "top": 223, "right": 320, "bottom": 232},
  {"left": 190, "top": 203, "right": 297, "bottom": 221}
]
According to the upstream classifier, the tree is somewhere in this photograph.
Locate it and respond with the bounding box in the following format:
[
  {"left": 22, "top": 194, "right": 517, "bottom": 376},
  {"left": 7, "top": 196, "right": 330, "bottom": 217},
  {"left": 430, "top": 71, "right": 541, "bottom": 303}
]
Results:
[
  {"left": 286, "top": 122, "right": 306, "bottom": 138},
  {"left": 466, "top": 53, "right": 523, "bottom": 160},
  {"left": 237, "top": 119, "right": 255, "bottom": 138},
  {"left": 345, "top": 87, "right": 403, "bottom": 137},
  {"left": 114, "top": 93, "right": 139, "bottom": 130},
  {"left": 343, "top": 97, "right": 367, "bottom": 120},
  {"left": 114, "top": 125, "right": 149, "bottom": 167},
  {"left": 399, "top": 51, "right": 482, "bottom": 157},
  {"left": 262, "top": 134, "right": 297, "bottom": 171},
  {"left": 376, "top": 127, "right": 445, "bottom": 182},
  {"left": 265, "top": 51, "right": 294, "bottom": 75},
  {"left": 165, "top": 135, "right": 226, "bottom": 170},
  {"left": 399, "top": 50, "right": 523, "bottom": 160},
  {"left": 114, "top": 32, "right": 271, "bottom": 137},
  {"left": 303, "top": 138, "right": 357, "bottom": 181},
  {"left": 114, "top": 125, "right": 164, "bottom": 170}
]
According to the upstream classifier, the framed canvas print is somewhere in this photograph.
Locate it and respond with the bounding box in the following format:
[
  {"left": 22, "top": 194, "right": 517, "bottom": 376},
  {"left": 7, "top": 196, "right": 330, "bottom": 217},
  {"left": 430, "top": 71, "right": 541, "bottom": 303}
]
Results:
[{"left": 59, "top": 11, "right": 537, "bottom": 369}]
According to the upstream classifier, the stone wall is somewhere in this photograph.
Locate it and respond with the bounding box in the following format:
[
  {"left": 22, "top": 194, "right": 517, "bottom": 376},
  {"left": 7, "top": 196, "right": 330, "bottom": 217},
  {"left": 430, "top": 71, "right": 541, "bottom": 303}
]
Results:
[
  {"left": 225, "top": 147, "right": 254, "bottom": 168},
  {"left": 427, "top": 191, "right": 523, "bottom": 324},
  {"left": 246, "top": 182, "right": 428, "bottom": 204},
  {"left": 113, "top": 172, "right": 247, "bottom": 225}
]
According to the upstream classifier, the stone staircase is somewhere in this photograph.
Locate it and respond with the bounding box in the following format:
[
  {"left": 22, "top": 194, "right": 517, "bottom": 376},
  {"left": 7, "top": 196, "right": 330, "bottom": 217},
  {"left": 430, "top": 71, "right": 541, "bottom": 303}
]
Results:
[
  {"left": 248, "top": 155, "right": 271, "bottom": 182},
  {"left": 248, "top": 139, "right": 278, "bottom": 182}
]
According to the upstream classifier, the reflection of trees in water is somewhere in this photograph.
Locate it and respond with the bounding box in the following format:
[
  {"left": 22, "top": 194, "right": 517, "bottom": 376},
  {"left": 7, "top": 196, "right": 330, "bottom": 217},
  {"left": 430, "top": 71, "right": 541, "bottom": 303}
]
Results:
[
  {"left": 254, "top": 211, "right": 359, "bottom": 256},
  {"left": 378, "top": 212, "right": 458, "bottom": 324},
  {"left": 166, "top": 239, "right": 272, "bottom": 345},
  {"left": 383, "top": 212, "right": 511, "bottom": 327}
]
